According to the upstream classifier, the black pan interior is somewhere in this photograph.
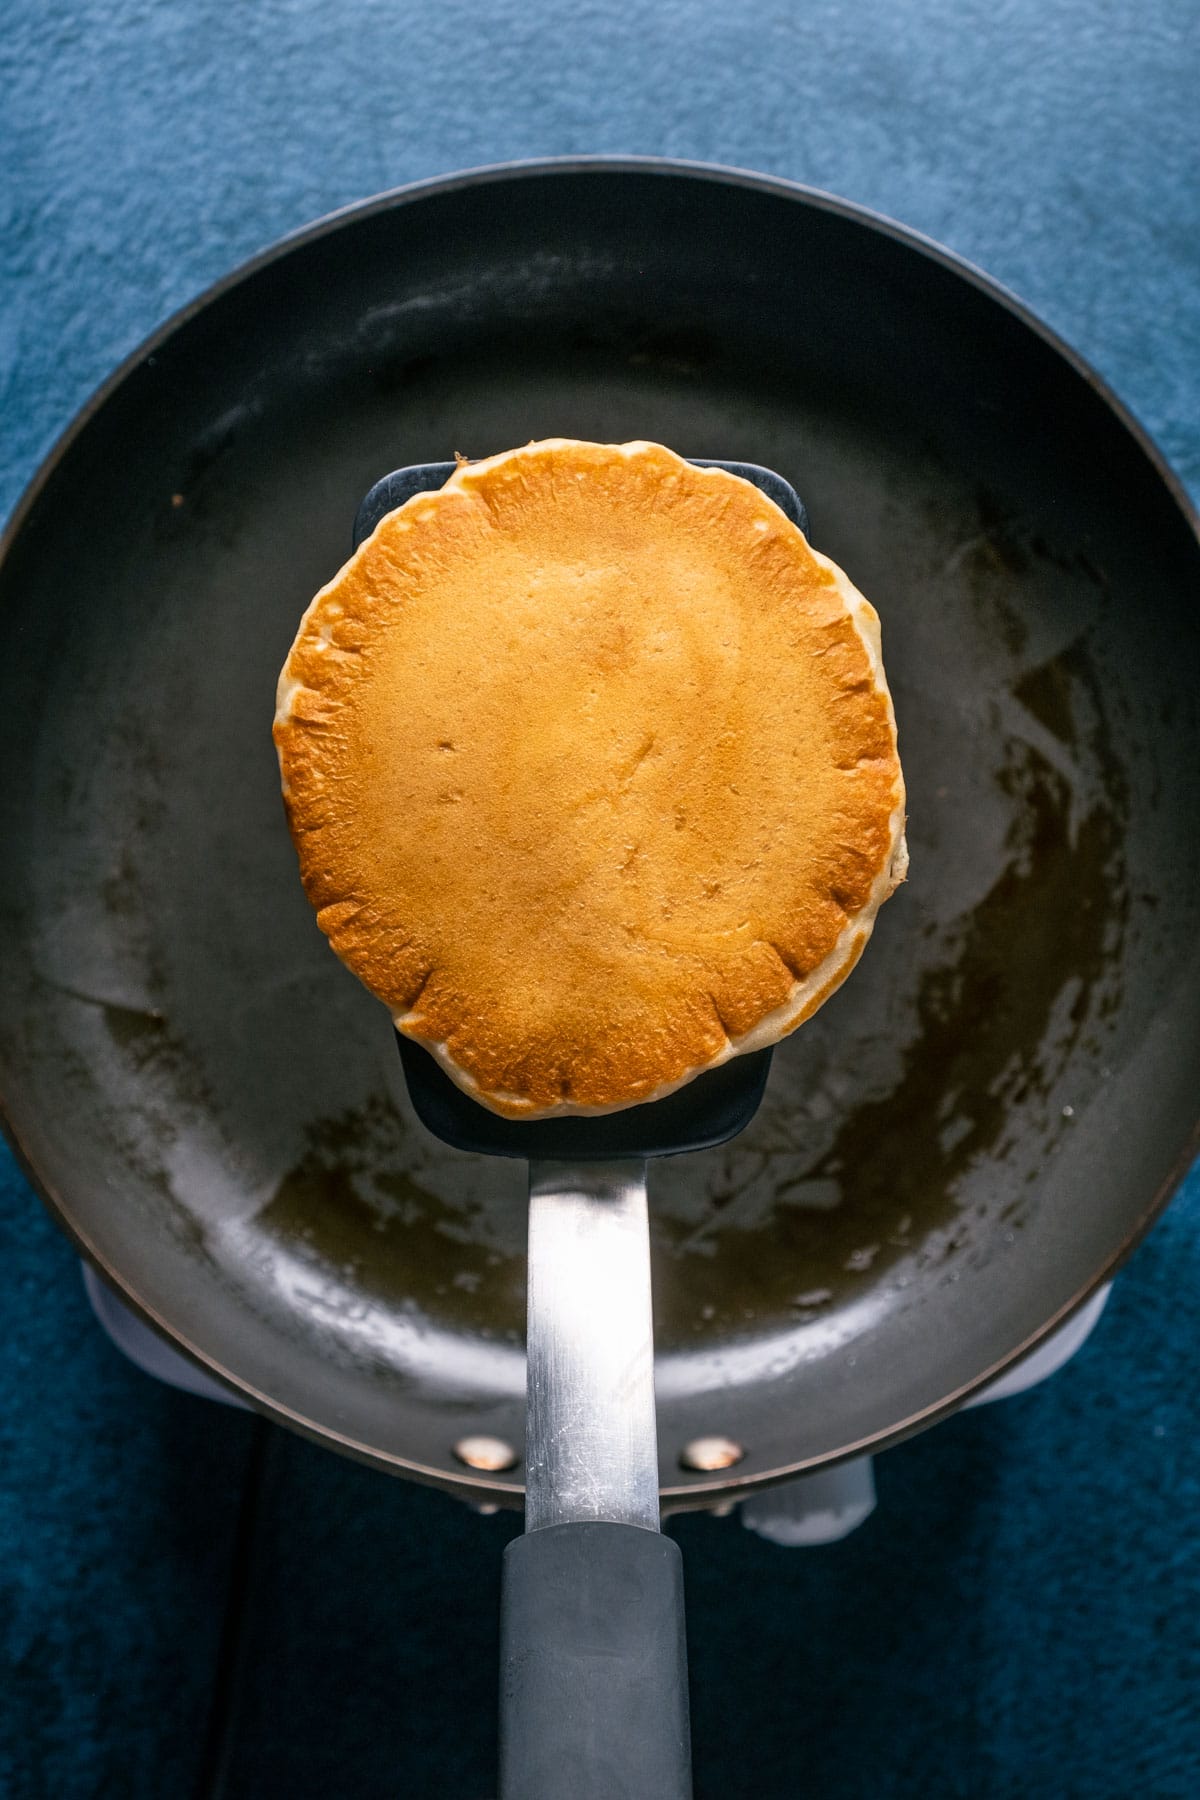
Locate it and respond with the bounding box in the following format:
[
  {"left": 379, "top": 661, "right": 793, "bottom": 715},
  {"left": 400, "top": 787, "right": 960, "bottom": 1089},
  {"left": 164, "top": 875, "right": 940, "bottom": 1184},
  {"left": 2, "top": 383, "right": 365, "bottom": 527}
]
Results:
[{"left": 2, "top": 165, "right": 1198, "bottom": 1503}]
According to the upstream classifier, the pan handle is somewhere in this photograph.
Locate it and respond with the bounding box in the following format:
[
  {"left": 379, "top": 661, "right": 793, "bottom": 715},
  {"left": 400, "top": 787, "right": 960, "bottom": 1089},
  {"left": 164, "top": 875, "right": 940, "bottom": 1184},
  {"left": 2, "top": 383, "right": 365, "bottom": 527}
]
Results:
[{"left": 498, "top": 1160, "right": 692, "bottom": 1799}]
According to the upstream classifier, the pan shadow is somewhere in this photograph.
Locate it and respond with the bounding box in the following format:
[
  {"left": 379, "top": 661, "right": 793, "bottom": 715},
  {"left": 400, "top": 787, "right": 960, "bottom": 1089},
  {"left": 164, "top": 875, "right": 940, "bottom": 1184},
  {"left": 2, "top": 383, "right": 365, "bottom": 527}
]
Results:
[
  {"left": 207, "top": 1424, "right": 521, "bottom": 1800},
  {"left": 675, "top": 1407, "right": 1008, "bottom": 1800}
]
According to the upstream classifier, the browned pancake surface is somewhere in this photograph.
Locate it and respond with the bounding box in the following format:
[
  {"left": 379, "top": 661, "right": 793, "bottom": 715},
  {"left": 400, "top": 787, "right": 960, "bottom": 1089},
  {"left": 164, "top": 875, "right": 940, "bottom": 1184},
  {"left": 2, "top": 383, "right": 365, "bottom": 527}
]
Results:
[{"left": 275, "top": 440, "right": 905, "bottom": 1115}]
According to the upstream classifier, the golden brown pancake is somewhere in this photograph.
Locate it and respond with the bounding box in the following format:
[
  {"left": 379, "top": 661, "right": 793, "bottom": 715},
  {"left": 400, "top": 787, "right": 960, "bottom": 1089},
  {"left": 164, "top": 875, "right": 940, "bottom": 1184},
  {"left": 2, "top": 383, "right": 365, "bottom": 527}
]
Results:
[{"left": 275, "top": 439, "right": 906, "bottom": 1117}]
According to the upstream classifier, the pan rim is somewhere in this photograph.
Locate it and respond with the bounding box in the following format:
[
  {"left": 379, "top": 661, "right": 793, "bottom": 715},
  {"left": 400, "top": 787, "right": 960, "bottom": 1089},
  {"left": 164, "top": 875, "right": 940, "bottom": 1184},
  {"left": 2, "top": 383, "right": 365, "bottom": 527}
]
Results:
[
  {"left": 3, "top": 154, "right": 1199, "bottom": 1500},
  {"left": 10, "top": 1110, "right": 1197, "bottom": 1507},
  {"left": 5, "top": 154, "right": 1198, "bottom": 562}
]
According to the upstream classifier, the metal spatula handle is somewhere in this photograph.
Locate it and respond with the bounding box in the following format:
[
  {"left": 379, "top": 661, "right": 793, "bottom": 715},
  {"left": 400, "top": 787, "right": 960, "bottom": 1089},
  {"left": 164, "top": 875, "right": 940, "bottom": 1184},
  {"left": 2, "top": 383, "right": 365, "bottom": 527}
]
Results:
[
  {"left": 524, "top": 1160, "right": 659, "bottom": 1531},
  {"left": 499, "top": 1161, "right": 692, "bottom": 1799}
]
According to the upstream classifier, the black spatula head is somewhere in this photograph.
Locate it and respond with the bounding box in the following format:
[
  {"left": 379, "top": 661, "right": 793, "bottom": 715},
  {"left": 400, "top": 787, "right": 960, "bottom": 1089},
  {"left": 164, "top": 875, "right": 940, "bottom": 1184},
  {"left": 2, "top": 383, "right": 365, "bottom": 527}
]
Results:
[{"left": 353, "top": 456, "right": 810, "bottom": 1161}]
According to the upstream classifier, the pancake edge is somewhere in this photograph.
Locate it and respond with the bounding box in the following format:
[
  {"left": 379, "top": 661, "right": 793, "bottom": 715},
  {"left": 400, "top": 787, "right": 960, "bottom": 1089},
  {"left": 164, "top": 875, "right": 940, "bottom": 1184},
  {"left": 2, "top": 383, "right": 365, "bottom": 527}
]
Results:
[{"left": 276, "top": 440, "right": 908, "bottom": 1120}]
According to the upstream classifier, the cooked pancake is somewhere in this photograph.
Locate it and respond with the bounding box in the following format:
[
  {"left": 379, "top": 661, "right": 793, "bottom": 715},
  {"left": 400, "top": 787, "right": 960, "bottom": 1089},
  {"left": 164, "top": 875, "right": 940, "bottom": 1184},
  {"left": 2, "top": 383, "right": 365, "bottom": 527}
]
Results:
[{"left": 275, "top": 439, "right": 907, "bottom": 1118}]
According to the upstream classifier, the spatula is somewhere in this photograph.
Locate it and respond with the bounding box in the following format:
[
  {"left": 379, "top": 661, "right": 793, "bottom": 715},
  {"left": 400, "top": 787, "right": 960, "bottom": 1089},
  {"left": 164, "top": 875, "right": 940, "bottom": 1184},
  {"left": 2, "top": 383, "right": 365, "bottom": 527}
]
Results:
[{"left": 353, "top": 458, "right": 808, "bottom": 1800}]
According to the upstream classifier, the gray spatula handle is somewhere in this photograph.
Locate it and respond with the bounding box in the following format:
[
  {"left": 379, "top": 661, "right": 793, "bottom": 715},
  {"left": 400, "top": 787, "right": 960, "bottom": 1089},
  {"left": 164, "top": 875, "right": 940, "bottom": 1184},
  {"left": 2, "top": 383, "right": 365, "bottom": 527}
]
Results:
[
  {"left": 499, "top": 1521, "right": 691, "bottom": 1799},
  {"left": 499, "top": 1161, "right": 692, "bottom": 1799}
]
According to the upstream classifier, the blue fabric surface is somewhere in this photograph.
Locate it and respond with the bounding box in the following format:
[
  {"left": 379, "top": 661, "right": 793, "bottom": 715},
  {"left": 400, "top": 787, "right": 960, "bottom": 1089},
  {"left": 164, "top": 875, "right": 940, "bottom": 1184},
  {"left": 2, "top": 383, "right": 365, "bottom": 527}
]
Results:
[
  {"left": 0, "top": 1183, "right": 257, "bottom": 1797},
  {"left": 2, "top": 1, "right": 1199, "bottom": 1795}
]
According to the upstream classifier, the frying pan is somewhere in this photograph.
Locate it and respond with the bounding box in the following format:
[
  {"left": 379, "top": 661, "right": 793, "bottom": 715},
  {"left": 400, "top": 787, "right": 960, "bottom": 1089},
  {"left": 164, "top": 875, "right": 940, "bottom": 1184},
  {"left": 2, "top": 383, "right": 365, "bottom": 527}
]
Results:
[{"left": 2, "top": 164, "right": 1199, "bottom": 1546}]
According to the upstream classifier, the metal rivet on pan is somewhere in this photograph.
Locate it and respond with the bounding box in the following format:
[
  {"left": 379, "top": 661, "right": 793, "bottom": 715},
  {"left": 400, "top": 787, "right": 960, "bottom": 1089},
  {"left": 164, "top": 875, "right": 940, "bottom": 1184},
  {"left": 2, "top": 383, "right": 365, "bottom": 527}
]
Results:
[
  {"left": 679, "top": 1436, "right": 745, "bottom": 1472},
  {"left": 453, "top": 1434, "right": 520, "bottom": 1473}
]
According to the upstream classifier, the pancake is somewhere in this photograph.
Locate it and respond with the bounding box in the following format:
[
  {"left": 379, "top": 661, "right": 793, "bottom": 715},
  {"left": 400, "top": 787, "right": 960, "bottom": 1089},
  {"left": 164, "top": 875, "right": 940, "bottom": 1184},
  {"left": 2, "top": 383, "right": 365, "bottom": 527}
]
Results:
[{"left": 274, "top": 439, "right": 907, "bottom": 1118}]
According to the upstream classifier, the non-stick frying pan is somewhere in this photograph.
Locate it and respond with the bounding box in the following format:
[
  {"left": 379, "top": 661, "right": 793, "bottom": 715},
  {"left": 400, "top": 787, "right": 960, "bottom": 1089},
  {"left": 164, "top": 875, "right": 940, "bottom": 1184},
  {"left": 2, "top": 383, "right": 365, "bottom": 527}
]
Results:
[{"left": 2, "top": 162, "right": 1199, "bottom": 1542}]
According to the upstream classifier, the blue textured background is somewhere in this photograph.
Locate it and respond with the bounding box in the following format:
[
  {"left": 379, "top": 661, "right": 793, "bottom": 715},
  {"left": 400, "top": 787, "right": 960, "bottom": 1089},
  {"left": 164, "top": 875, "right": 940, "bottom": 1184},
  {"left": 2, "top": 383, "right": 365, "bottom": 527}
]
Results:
[{"left": 2, "top": 2, "right": 1198, "bottom": 1795}]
